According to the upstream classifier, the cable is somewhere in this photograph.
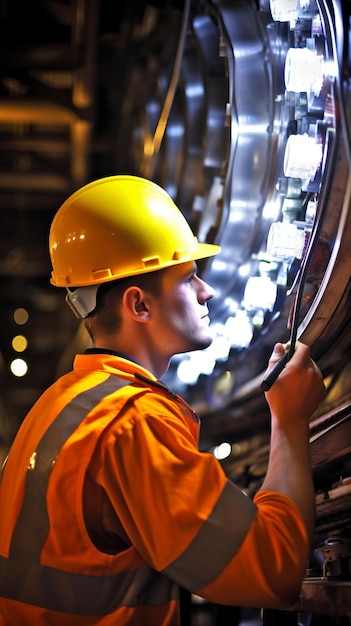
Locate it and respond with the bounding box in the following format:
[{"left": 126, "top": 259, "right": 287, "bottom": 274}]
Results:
[
  {"left": 261, "top": 128, "right": 335, "bottom": 391},
  {"left": 143, "top": 0, "right": 191, "bottom": 179}
]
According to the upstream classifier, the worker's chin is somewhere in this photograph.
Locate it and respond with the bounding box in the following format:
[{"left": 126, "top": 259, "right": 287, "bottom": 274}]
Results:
[
  {"left": 175, "top": 330, "right": 215, "bottom": 356},
  {"left": 190, "top": 334, "right": 214, "bottom": 352}
]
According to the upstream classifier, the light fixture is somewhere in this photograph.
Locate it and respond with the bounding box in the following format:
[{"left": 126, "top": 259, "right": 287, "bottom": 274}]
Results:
[
  {"left": 242, "top": 276, "right": 277, "bottom": 311},
  {"left": 267, "top": 221, "right": 309, "bottom": 260},
  {"left": 283, "top": 133, "right": 323, "bottom": 184},
  {"left": 269, "top": 0, "right": 298, "bottom": 22},
  {"left": 284, "top": 47, "right": 324, "bottom": 96}
]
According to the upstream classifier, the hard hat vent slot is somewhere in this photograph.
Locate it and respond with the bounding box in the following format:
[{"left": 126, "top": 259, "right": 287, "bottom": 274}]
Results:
[
  {"left": 172, "top": 249, "right": 187, "bottom": 260},
  {"left": 142, "top": 256, "right": 161, "bottom": 268},
  {"left": 92, "top": 268, "right": 113, "bottom": 280}
]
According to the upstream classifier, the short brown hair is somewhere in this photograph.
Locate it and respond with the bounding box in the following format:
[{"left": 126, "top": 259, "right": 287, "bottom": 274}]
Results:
[{"left": 84, "top": 269, "right": 165, "bottom": 342}]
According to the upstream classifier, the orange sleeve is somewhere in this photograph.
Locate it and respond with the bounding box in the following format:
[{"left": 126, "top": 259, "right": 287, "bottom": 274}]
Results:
[
  {"left": 198, "top": 489, "right": 309, "bottom": 609},
  {"left": 96, "top": 391, "right": 308, "bottom": 610}
]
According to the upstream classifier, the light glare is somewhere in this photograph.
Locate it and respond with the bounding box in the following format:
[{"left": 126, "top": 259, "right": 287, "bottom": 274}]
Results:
[
  {"left": 12, "top": 335, "right": 28, "bottom": 352},
  {"left": 213, "top": 442, "right": 232, "bottom": 460},
  {"left": 13, "top": 308, "right": 29, "bottom": 325},
  {"left": 10, "top": 358, "right": 28, "bottom": 377}
]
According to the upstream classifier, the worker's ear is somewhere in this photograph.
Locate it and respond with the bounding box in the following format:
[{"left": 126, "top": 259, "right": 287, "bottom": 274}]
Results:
[{"left": 122, "top": 286, "right": 151, "bottom": 322}]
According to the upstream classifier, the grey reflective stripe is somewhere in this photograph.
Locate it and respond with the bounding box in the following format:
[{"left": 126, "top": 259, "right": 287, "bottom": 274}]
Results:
[
  {"left": 10, "top": 376, "right": 128, "bottom": 562},
  {"left": 0, "top": 454, "right": 7, "bottom": 484},
  {"left": 0, "top": 556, "right": 178, "bottom": 615},
  {"left": 164, "top": 480, "right": 257, "bottom": 591}
]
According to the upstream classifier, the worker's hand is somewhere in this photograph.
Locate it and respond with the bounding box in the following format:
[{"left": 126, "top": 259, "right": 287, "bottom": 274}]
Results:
[{"left": 264, "top": 342, "right": 325, "bottom": 423}]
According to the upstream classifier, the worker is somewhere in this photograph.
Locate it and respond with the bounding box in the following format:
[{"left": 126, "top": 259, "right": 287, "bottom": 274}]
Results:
[{"left": 0, "top": 175, "right": 325, "bottom": 625}]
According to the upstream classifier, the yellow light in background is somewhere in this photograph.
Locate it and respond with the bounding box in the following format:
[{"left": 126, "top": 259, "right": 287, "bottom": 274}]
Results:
[
  {"left": 10, "top": 358, "right": 28, "bottom": 377},
  {"left": 12, "top": 334, "right": 28, "bottom": 352},
  {"left": 13, "top": 307, "right": 29, "bottom": 325}
]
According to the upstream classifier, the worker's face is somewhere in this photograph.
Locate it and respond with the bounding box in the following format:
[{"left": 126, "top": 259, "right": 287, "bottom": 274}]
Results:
[{"left": 150, "top": 261, "right": 215, "bottom": 357}]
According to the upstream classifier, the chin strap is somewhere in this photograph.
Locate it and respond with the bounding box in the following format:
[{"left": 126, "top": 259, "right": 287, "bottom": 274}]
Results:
[{"left": 65, "top": 285, "right": 100, "bottom": 319}]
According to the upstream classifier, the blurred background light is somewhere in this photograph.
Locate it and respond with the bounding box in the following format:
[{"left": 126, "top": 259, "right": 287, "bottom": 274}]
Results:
[
  {"left": 12, "top": 335, "right": 28, "bottom": 353},
  {"left": 10, "top": 358, "right": 28, "bottom": 378}
]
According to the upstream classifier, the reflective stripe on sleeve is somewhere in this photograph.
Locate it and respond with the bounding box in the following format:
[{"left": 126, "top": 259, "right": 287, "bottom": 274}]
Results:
[
  {"left": 0, "top": 556, "right": 178, "bottom": 615},
  {"left": 163, "top": 480, "right": 257, "bottom": 591}
]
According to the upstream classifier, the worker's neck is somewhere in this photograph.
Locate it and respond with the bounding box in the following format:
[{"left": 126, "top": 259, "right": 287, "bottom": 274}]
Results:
[{"left": 93, "top": 337, "right": 170, "bottom": 380}]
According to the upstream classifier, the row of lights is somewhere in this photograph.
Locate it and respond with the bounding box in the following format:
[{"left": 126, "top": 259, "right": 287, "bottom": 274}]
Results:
[
  {"left": 10, "top": 307, "right": 30, "bottom": 378},
  {"left": 174, "top": 0, "right": 333, "bottom": 387}
]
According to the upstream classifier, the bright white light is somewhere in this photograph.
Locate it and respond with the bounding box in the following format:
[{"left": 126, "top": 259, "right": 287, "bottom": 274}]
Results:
[
  {"left": 243, "top": 276, "right": 277, "bottom": 311},
  {"left": 210, "top": 258, "right": 228, "bottom": 272},
  {"left": 224, "top": 297, "right": 239, "bottom": 314},
  {"left": 224, "top": 312, "right": 253, "bottom": 348},
  {"left": 197, "top": 350, "right": 216, "bottom": 375},
  {"left": 267, "top": 221, "right": 306, "bottom": 259},
  {"left": 176, "top": 349, "right": 216, "bottom": 385},
  {"left": 238, "top": 263, "right": 252, "bottom": 278},
  {"left": 208, "top": 327, "right": 231, "bottom": 361},
  {"left": 177, "top": 358, "right": 200, "bottom": 385},
  {"left": 213, "top": 442, "right": 232, "bottom": 460},
  {"left": 323, "top": 59, "right": 338, "bottom": 79},
  {"left": 252, "top": 309, "right": 265, "bottom": 326},
  {"left": 284, "top": 133, "right": 323, "bottom": 181},
  {"left": 229, "top": 210, "right": 245, "bottom": 223},
  {"left": 262, "top": 197, "right": 283, "bottom": 221},
  {"left": 269, "top": 0, "right": 298, "bottom": 21},
  {"left": 284, "top": 47, "right": 324, "bottom": 95},
  {"left": 10, "top": 358, "right": 28, "bottom": 377}
]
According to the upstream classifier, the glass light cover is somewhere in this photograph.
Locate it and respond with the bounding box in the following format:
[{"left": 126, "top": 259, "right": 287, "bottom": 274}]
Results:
[
  {"left": 269, "top": 0, "right": 298, "bottom": 21},
  {"left": 283, "top": 133, "right": 323, "bottom": 180},
  {"left": 267, "top": 221, "right": 306, "bottom": 259},
  {"left": 284, "top": 47, "right": 324, "bottom": 95}
]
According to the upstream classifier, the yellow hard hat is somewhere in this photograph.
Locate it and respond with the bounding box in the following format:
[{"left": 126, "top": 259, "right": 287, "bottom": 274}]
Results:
[{"left": 49, "top": 175, "right": 220, "bottom": 288}]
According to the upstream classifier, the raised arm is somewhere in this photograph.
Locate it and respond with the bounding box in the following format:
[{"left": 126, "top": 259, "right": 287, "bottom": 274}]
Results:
[{"left": 260, "top": 342, "right": 326, "bottom": 540}]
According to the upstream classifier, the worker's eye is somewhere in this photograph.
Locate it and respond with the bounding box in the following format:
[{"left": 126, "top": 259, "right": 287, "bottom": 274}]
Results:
[{"left": 186, "top": 273, "right": 196, "bottom": 283}]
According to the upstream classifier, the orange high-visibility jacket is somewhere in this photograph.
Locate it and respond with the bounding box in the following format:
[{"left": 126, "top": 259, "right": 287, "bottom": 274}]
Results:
[{"left": 0, "top": 352, "right": 309, "bottom": 625}]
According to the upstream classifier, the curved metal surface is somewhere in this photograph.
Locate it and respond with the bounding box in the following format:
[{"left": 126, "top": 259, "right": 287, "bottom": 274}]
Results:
[{"left": 202, "top": 0, "right": 274, "bottom": 312}]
